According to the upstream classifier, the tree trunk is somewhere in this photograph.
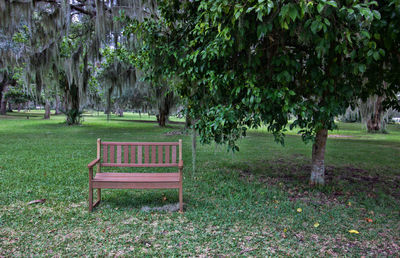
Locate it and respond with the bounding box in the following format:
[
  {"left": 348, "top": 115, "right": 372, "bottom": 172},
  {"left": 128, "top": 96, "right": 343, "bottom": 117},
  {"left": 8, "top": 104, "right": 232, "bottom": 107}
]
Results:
[
  {"left": 44, "top": 99, "right": 51, "bottom": 119},
  {"left": 116, "top": 108, "right": 123, "bottom": 117},
  {"left": 158, "top": 110, "right": 167, "bottom": 127},
  {"left": 310, "top": 128, "right": 328, "bottom": 185},
  {"left": 185, "top": 112, "right": 192, "bottom": 129},
  {"left": 7, "top": 102, "right": 12, "bottom": 112},
  {"left": 0, "top": 85, "right": 8, "bottom": 115},
  {"left": 157, "top": 93, "right": 172, "bottom": 127},
  {"left": 366, "top": 96, "right": 384, "bottom": 132},
  {"left": 192, "top": 121, "right": 196, "bottom": 176},
  {"left": 55, "top": 95, "right": 61, "bottom": 115},
  {"left": 105, "top": 87, "right": 112, "bottom": 120}
]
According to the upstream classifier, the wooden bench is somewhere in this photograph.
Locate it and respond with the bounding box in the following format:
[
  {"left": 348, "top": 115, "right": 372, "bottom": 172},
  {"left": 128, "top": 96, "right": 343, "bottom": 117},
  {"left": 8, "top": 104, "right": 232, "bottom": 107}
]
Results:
[{"left": 88, "top": 139, "right": 183, "bottom": 212}]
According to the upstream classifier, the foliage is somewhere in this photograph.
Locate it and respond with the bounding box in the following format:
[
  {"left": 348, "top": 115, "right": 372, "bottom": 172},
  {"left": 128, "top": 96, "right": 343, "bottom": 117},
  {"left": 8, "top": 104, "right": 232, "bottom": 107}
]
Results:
[
  {"left": 4, "top": 88, "right": 32, "bottom": 105},
  {"left": 363, "top": 0, "right": 400, "bottom": 108},
  {"left": 129, "top": 0, "right": 388, "bottom": 150},
  {"left": 63, "top": 109, "right": 83, "bottom": 125}
]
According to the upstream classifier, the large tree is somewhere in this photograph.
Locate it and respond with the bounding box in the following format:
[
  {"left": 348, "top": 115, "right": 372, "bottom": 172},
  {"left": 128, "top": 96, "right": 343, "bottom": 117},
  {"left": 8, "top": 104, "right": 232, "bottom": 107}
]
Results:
[{"left": 129, "top": 0, "right": 399, "bottom": 185}]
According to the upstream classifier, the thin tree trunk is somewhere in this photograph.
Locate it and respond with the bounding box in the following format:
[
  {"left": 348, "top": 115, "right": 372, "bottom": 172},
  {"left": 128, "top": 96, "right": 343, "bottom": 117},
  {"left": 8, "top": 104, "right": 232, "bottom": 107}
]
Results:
[
  {"left": 157, "top": 93, "right": 172, "bottom": 127},
  {"left": 55, "top": 95, "right": 61, "bottom": 115},
  {"left": 18, "top": 104, "right": 21, "bottom": 112},
  {"left": 105, "top": 87, "right": 112, "bottom": 120},
  {"left": 185, "top": 112, "right": 192, "bottom": 129},
  {"left": 0, "top": 85, "right": 8, "bottom": 115},
  {"left": 192, "top": 121, "right": 196, "bottom": 176},
  {"left": 310, "top": 128, "right": 328, "bottom": 185},
  {"left": 7, "top": 102, "right": 12, "bottom": 112},
  {"left": 44, "top": 99, "right": 51, "bottom": 119}
]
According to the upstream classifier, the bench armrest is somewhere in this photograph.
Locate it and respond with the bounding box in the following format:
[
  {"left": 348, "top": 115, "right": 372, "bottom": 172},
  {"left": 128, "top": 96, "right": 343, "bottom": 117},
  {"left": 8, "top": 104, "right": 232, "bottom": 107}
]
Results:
[
  {"left": 88, "top": 158, "right": 100, "bottom": 168},
  {"left": 178, "top": 160, "right": 183, "bottom": 169}
]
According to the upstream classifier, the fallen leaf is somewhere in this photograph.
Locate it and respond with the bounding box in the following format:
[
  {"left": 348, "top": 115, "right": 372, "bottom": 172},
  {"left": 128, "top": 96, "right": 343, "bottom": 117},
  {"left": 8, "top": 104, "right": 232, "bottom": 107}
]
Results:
[
  {"left": 283, "top": 228, "right": 287, "bottom": 232},
  {"left": 364, "top": 218, "right": 373, "bottom": 223},
  {"left": 348, "top": 202, "right": 352, "bottom": 206},
  {"left": 348, "top": 229, "right": 360, "bottom": 234},
  {"left": 297, "top": 208, "right": 302, "bottom": 213},
  {"left": 27, "top": 199, "right": 46, "bottom": 205},
  {"left": 314, "top": 222, "right": 320, "bottom": 228}
]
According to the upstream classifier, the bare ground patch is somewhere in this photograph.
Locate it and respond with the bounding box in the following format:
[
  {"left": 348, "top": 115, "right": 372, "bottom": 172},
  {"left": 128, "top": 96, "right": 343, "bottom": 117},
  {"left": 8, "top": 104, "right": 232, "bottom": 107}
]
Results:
[{"left": 238, "top": 158, "right": 400, "bottom": 200}]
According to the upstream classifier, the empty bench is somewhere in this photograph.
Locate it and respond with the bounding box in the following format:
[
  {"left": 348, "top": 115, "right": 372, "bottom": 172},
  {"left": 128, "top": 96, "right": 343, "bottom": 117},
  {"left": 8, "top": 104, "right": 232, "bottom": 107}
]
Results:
[{"left": 88, "top": 139, "right": 183, "bottom": 212}]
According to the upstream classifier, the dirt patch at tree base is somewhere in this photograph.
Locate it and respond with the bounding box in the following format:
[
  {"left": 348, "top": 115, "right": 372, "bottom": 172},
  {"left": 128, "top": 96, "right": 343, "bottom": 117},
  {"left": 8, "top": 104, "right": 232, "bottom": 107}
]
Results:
[{"left": 238, "top": 159, "right": 400, "bottom": 201}]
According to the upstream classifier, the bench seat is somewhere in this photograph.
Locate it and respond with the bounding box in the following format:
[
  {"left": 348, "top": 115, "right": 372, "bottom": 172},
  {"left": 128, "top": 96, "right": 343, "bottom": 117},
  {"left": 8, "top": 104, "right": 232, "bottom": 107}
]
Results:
[
  {"left": 92, "top": 173, "right": 180, "bottom": 189},
  {"left": 93, "top": 172, "right": 180, "bottom": 182}
]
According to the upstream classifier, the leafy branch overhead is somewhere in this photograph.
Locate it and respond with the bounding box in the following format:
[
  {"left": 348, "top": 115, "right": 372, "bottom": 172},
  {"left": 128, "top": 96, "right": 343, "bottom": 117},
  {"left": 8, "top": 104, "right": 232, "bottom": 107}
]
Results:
[{"left": 129, "top": 0, "right": 399, "bottom": 185}]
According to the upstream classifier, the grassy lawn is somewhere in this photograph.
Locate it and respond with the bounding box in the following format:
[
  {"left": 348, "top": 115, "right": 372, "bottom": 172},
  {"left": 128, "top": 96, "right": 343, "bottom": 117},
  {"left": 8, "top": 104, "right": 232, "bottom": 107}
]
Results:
[{"left": 1, "top": 111, "right": 399, "bottom": 256}]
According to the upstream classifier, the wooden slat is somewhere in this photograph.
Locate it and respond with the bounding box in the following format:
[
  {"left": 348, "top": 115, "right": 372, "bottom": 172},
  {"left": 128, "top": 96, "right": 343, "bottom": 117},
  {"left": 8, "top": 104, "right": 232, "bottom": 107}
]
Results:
[
  {"left": 158, "top": 145, "right": 163, "bottom": 163},
  {"left": 137, "top": 146, "right": 142, "bottom": 164},
  {"left": 93, "top": 181, "right": 180, "bottom": 189},
  {"left": 179, "top": 139, "right": 182, "bottom": 161},
  {"left": 100, "top": 163, "right": 178, "bottom": 167},
  {"left": 131, "top": 146, "right": 136, "bottom": 163},
  {"left": 124, "top": 145, "right": 129, "bottom": 163},
  {"left": 151, "top": 145, "right": 156, "bottom": 163},
  {"left": 102, "top": 142, "right": 179, "bottom": 146},
  {"left": 172, "top": 146, "right": 176, "bottom": 163},
  {"left": 144, "top": 146, "right": 149, "bottom": 163},
  {"left": 94, "top": 172, "right": 180, "bottom": 182},
  {"left": 110, "top": 145, "right": 115, "bottom": 163},
  {"left": 97, "top": 139, "right": 101, "bottom": 159},
  {"left": 103, "top": 145, "right": 108, "bottom": 163},
  {"left": 117, "top": 145, "right": 122, "bottom": 163},
  {"left": 165, "top": 145, "right": 170, "bottom": 163},
  {"left": 97, "top": 139, "right": 101, "bottom": 172}
]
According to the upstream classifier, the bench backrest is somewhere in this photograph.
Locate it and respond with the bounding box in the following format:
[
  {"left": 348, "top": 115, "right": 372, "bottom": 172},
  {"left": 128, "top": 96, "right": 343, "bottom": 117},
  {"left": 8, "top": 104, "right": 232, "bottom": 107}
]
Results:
[{"left": 97, "top": 139, "right": 182, "bottom": 167}]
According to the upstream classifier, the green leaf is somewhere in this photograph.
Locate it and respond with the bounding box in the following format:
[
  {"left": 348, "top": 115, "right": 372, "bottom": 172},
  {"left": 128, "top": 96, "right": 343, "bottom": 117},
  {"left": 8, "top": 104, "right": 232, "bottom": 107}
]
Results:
[
  {"left": 317, "top": 3, "right": 324, "bottom": 13},
  {"left": 361, "top": 30, "right": 370, "bottom": 39},
  {"left": 358, "top": 64, "right": 366, "bottom": 73},
  {"left": 373, "top": 51, "right": 380, "bottom": 61},
  {"left": 372, "top": 10, "right": 381, "bottom": 20},
  {"left": 326, "top": 1, "right": 338, "bottom": 8},
  {"left": 289, "top": 6, "right": 298, "bottom": 21}
]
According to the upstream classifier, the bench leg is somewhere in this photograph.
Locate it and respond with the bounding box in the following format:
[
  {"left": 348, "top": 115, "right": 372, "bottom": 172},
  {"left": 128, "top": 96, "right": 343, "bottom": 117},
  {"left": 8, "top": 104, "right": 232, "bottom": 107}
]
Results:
[
  {"left": 89, "top": 184, "right": 93, "bottom": 212},
  {"left": 179, "top": 185, "right": 183, "bottom": 213},
  {"left": 97, "top": 188, "right": 101, "bottom": 203}
]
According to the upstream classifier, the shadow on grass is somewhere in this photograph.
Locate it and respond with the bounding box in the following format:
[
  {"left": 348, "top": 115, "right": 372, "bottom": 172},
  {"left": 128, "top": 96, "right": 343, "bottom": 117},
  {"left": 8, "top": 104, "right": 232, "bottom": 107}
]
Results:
[
  {"left": 231, "top": 157, "right": 400, "bottom": 204},
  {"left": 96, "top": 189, "right": 181, "bottom": 209},
  {"left": 112, "top": 119, "right": 185, "bottom": 125}
]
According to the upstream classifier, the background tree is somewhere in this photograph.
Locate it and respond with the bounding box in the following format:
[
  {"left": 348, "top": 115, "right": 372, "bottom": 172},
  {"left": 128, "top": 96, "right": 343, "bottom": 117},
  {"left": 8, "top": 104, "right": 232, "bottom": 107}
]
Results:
[
  {"left": 0, "top": 0, "right": 157, "bottom": 124},
  {"left": 362, "top": 0, "right": 400, "bottom": 132}
]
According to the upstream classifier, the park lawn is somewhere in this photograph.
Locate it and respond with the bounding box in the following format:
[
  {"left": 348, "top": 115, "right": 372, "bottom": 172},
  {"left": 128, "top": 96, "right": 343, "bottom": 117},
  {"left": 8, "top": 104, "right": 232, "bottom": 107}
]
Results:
[{"left": 0, "top": 112, "right": 399, "bottom": 256}]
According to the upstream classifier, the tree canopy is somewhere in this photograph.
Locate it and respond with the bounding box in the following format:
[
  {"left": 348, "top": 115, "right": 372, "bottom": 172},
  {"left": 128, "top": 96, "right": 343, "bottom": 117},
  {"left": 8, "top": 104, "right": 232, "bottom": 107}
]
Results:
[{"left": 126, "top": 0, "right": 400, "bottom": 184}]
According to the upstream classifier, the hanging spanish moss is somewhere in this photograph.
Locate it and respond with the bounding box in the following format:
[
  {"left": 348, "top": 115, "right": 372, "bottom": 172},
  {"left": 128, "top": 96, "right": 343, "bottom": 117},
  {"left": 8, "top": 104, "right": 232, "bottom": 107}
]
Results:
[
  {"left": 0, "top": 0, "right": 157, "bottom": 124},
  {"left": 359, "top": 95, "right": 387, "bottom": 133}
]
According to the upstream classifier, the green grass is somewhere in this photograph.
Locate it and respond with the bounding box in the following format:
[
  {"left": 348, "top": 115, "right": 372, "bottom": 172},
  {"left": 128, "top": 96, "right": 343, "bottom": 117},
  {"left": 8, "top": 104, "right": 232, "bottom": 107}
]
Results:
[{"left": 1, "top": 111, "right": 399, "bottom": 256}]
